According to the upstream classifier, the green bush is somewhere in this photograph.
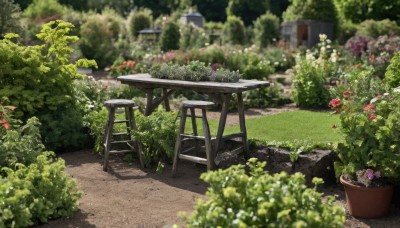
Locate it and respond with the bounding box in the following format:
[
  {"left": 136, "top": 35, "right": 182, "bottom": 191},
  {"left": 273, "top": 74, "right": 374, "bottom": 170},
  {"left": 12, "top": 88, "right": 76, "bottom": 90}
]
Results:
[
  {"left": 198, "top": 45, "right": 226, "bottom": 64},
  {"left": 127, "top": 9, "right": 152, "bottom": 39},
  {"left": 291, "top": 57, "right": 332, "bottom": 108},
  {"left": 132, "top": 110, "right": 178, "bottom": 168},
  {"left": 180, "top": 25, "right": 209, "bottom": 50},
  {"left": 159, "top": 21, "right": 180, "bottom": 52},
  {"left": 0, "top": 152, "right": 81, "bottom": 227},
  {"left": 357, "top": 19, "right": 400, "bottom": 38},
  {"left": 0, "top": 117, "right": 43, "bottom": 169},
  {"left": 264, "top": 46, "right": 295, "bottom": 72},
  {"left": 241, "top": 56, "right": 275, "bottom": 80},
  {"left": 222, "top": 16, "right": 246, "bottom": 45},
  {"left": 0, "top": 0, "right": 22, "bottom": 36},
  {"left": 184, "top": 159, "right": 345, "bottom": 227},
  {"left": 253, "top": 12, "right": 280, "bottom": 49},
  {"left": 0, "top": 20, "right": 96, "bottom": 150},
  {"left": 79, "top": 13, "right": 120, "bottom": 68},
  {"left": 23, "top": 0, "right": 67, "bottom": 21},
  {"left": 385, "top": 51, "right": 400, "bottom": 88},
  {"left": 337, "top": 20, "right": 358, "bottom": 44},
  {"left": 244, "top": 82, "right": 291, "bottom": 108}
]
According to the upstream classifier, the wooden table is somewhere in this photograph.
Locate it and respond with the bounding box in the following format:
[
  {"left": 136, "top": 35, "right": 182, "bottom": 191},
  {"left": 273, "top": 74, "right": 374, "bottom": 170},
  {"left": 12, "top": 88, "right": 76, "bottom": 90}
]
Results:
[{"left": 118, "top": 73, "right": 270, "bottom": 162}]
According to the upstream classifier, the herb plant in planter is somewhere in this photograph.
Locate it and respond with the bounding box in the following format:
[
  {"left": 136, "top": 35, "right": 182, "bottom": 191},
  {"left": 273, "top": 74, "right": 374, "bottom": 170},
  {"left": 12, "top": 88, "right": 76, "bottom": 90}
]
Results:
[{"left": 330, "top": 87, "right": 400, "bottom": 218}]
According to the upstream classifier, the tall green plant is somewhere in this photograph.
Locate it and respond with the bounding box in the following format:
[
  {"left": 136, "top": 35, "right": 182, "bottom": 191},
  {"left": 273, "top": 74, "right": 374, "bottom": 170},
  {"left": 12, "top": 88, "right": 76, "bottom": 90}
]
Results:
[
  {"left": 127, "top": 9, "right": 152, "bottom": 39},
  {"left": 159, "top": 21, "right": 180, "bottom": 52},
  {"left": 0, "top": 0, "right": 22, "bottom": 36},
  {"left": 226, "top": 0, "right": 269, "bottom": 26},
  {"left": 253, "top": 12, "right": 280, "bottom": 49},
  {"left": 222, "top": 16, "right": 245, "bottom": 45}
]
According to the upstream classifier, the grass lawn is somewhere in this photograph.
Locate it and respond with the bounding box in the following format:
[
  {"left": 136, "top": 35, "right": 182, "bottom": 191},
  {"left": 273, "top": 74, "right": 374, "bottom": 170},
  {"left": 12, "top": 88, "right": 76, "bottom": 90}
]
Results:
[{"left": 187, "top": 110, "right": 342, "bottom": 143}]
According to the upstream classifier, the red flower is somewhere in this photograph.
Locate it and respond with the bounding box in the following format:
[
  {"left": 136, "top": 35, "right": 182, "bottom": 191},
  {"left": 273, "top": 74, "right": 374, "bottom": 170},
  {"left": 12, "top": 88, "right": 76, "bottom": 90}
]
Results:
[
  {"left": 369, "top": 114, "right": 376, "bottom": 120},
  {"left": 363, "top": 104, "right": 376, "bottom": 111},
  {"left": 329, "top": 98, "right": 341, "bottom": 109},
  {"left": 343, "top": 90, "right": 350, "bottom": 97},
  {"left": 332, "top": 124, "right": 337, "bottom": 129},
  {"left": 2, "top": 119, "right": 9, "bottom": 130}
]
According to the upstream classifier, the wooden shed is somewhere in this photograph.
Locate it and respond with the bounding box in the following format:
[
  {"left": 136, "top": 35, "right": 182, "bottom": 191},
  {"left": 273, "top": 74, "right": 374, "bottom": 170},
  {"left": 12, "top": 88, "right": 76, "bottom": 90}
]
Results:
[{"left": 281, "top": 20, "right": 334, "bottom": 49}]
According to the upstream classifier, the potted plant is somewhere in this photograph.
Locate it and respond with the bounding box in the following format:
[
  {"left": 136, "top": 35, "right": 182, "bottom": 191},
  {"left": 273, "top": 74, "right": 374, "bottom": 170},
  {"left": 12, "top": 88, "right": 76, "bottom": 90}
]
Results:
[{"left": 329, "top": 86, "right": 400, "bottom": 218}]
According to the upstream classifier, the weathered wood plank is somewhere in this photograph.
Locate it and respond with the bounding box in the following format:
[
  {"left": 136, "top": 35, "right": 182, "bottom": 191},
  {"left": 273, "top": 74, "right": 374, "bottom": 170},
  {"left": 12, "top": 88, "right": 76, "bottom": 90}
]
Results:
[{"left": 118, "top": 74, "right": 270, "bottom": 93}]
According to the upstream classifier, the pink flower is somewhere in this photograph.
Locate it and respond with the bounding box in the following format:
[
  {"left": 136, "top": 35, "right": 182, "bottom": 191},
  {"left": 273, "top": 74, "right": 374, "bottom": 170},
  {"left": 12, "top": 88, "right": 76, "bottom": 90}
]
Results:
[
  {"left": 363, "top": 104, "right": 376, "bottom": 111},
  {"left": 2, "top": 119, "right": 9, "bottom": 130},
  {"left": 329, "top": 98, "right": 341, "bottom": 109},
  {"left": 369, "top": 114, "right": 376, "bottom": 120},
  {"left": 343, "top": 90, "right": 350, "bottom": 97}
]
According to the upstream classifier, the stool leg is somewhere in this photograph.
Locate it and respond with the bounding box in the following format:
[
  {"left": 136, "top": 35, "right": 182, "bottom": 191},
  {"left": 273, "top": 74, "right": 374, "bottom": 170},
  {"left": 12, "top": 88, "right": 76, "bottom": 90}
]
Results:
[
  {"left": 189, "top": 107, "right": 200, "bottom": 156},
  {"left": 201, "top": 109, "right": 214, "bottom": 170},
  {"left": 125, "top": 107, "right": 131, "bottom": 134},
  {"left": 103, "top": 107, "right": 116, "bottom": 171},
  {"left": 172, "top": 107, "right": 188, "bottom": 176},
  {"left": 128, "top": 107, "right": 145, "bottom": 169}
]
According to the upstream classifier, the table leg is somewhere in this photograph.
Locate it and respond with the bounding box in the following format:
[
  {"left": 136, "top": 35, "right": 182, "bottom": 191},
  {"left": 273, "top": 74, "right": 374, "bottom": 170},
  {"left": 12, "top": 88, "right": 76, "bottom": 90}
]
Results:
[
  {"left": 163, "top": 88, "right": 171, "bottom": 111},
  {"left": 237, "top": 92, "right": 248, "bottom": 160},
  {"left": 214, "top": 93, "right": 231, "bottom": 158},
  {"left": 145, "top": 89, "right": 154, "bottom": 116}
]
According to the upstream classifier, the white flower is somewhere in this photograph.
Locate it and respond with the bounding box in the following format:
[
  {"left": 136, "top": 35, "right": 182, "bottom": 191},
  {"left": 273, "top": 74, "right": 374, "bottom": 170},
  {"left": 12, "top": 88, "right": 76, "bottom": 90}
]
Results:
[{"left": 319, "top": 34, "right": 327, "bottom": 41}]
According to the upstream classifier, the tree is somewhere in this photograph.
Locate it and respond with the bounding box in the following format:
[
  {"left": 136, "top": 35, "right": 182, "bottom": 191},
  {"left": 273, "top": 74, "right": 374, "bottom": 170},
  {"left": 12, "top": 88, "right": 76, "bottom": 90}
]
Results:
[
  {"left": 222, "top": 15, "right": 246, "bottom": 45},
  {"left": 283, "top": 0, "right": 338, "bottom": 23},
  {"left": 335, "top": 0, "right": 400, "bottom": 24},
  {"left": 0, "top": 0, "right": 22, "bottom": 36},
  {"left": 268, "top": 0, "right": 290, "bottom": 18},
  {"left": 159, "top": 22, "right": 180, "bottom": 52},
  {"left": 253, "top": 12, "right": 280, "bottom": 49},
  {"left": 192, "top": 0, "right": 229, "bottom": 22},
  {"left": 226, "top": 0, "right": 269, "bottom": 26}
]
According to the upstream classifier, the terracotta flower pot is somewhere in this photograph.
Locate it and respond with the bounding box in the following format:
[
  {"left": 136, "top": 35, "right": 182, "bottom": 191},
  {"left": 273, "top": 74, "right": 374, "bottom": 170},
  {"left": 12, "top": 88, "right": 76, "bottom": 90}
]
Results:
[{"left": 340, "top": 175, "right": 394, "bottom": 219}]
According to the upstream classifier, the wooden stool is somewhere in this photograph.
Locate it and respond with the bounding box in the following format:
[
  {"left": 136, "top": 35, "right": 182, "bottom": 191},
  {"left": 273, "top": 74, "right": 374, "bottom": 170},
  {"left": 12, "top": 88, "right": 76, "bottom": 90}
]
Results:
[
  {"left": 172, "top": 100, "right": 215, "bottom": 176},
  {"left": 103, "top": 99, "right": 144, "bottom": 171}
]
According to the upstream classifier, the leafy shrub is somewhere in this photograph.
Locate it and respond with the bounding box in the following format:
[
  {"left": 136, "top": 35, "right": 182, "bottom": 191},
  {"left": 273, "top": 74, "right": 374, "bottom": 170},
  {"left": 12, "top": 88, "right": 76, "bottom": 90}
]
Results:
[
  {"left": 23, "top": 0, "right": 67, "bottom": 21},
  {"left": 159, "top": 21, "right": 180, "bottom": 52},
  {"left": 240, "top": 56, "right": 274, "bottom": 80},
  {"left": 337, "top": 20, "right": 359, "bottom": 44},
  {"left": 132, "top": 110, "right": 178, "bottom": 168},
  {"left": 357, "top": 19, "right": 400, "bottom": 38},
  {"left": 253, "top": 12, "right": 280, "bottom": 49},
  {"left": 0, "top": 0, "right": 22, "bottom": 36},
  {"left": 222, "top": 16, "right": 246, "bottom": 45},
  {"left": 180, "top": 25, "right": 209, "bottom": 50},
  {"left": 291, "top": 35, "right": 339, "bottom": 108},
  {"left": 184, "top": 159, "right": 345, "bottom": 227},
  {"left": 85, "top": 107, "right": 108, "bottom": 153},
  {"left": 0, "top": 117, "right": 43, "bottom": 169},
  {"left": 127, "top": 9, "right": 152, "bottom": 39},
  {"left": 244, "top": 82, "right": 291, "bottom": 108},
  {"left": 264, "top": 45, "right": 295, "bottom": 72},
  {"left": 0, "top": 21, "right": 96, "bottom": 150},
  {"left": 0, "top": 152, "right": 81, "bottom": 227},
  {"left": 198, "top": 45, "right": 226, "bottom": 65},
  {"left": 385, "top": 51, "right": 400, "bottom": 88},
  {"left": 79, "top": 13, "right": 120, "bottom": 68},
  {"left": 149, "top": 61, "right": 241, "bottom": 82}
]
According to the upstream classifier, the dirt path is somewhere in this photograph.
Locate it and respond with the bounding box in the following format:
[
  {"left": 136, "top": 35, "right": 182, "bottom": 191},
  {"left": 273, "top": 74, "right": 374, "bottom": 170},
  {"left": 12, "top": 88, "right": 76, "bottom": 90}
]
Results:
[
  {"left": 35, "top": 150, "right": 400, "bottom": 228},
  {"left": 38, "top": 150, "right": 208, "bottom": 228}
]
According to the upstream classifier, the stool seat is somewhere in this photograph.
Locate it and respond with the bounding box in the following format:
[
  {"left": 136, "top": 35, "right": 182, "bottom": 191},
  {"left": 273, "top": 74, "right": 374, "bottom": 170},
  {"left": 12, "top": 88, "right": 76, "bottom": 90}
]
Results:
[
  {"left": 172, "top": 100, "right": 215, "bottom": 176},
  {"left": 181, "top": 100, "right": 214, "bottom": 109},
  {"left": 103, "top": 99, "right": 144, "bottom": 171},
  {"left": 104, "top": 99, "right": 136, "bottom": 108}
]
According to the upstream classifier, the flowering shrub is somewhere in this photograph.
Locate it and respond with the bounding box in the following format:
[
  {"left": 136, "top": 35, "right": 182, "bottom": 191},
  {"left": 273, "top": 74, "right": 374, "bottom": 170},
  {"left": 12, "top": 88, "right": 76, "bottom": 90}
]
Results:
[
  {"left": 345, "top": 36, "right": 370, "bottom": 58},
  {"left": 291, "top": 34, "right": 339, "bottom": 108},
  {"left": 330, "top": 88, "right": 400, "bottom": 185},
  {"left": 110, "top": 59, "right": 143, "bottom": 77},
  {"left": 385, "top": 51, "right": 400, "bottom": 88}
]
